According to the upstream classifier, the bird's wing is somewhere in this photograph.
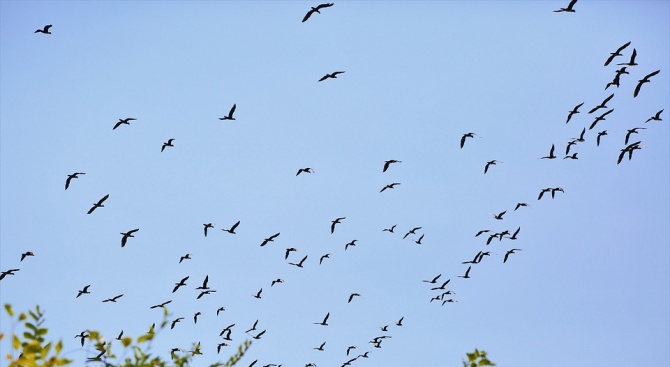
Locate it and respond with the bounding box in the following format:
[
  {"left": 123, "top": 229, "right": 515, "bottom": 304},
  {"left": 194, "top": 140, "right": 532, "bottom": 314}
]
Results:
[
  {"left": 230, "top": 221, "right": 240, "bottom": 231},
  {"left": 98, "top": 194, "right": 110, "bottom": 204},
  {"left": 644, "top": 69, "right": 661, "bottom": 80},
  {"left": 383, "top": 161, "right": 390, "bottom": 172},
  {"left": 302, "top": 9, "right": 315, "bottom": 22},
  {"left": 229, "top": 104, "right": 237, "bottom": 117},
  {"left": 65, "top": 176, "right": 73, "bottom": 190},
  {"left": 616, "top": 41, "right": 631, "bottom": 53},
  {"left": 318, "top": 74, "right": 328, "bottom": 82},
  {"left": 633, "top": 80, "right": 643, "bottom": 98},
  {"left": 317, "top": 3, "right": 334, "bottom": 10}
]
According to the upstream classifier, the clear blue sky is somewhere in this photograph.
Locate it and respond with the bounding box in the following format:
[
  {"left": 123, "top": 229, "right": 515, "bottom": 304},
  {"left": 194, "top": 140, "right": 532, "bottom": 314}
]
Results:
[{"left": 1, "top": 1, "right": 669, "bottom": 367}]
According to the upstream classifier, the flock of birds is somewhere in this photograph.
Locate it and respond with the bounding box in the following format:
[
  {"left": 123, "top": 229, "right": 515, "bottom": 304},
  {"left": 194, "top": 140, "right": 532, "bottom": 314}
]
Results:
[{"left": 2, "top": 1, "right": 667, "bottom": 367}]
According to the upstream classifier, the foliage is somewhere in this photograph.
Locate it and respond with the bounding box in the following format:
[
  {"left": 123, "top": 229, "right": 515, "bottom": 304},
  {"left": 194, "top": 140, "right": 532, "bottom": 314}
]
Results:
[
  {"left": 462, "top": 348, "right": 496, "bottom": 367},
  {"left": 2, "top": 304, "right": 250, "bottom": 367}
]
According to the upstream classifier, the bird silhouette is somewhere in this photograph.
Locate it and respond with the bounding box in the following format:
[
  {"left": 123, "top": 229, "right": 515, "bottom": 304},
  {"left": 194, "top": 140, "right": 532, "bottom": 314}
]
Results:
[
  {"left": 604, "top": 41, "right": 631, "bottom": 66},
  {"left": 514, "top": 203, "right": 530, "bottom": 211},
  {"left": 253, "top": 288, "right": 263, "bottom": 299},
  {"left": 65, "top": 172, "right": 85, "bottom": 190},
  {"left": 475, "top": 229, "right": 491, "bottom": 237},
  {"left": 507, "top": 227, "right": 521, "bottom": 240},
  {"left": 271, "top": 278, "right": 284, "bottom": 287},
  {"left": 625, "top": 128, "right": 646, "bottom": 145},
  {"left": 76, "top": 285, "right": 91, "bottom": 298},
  {"left": 20, "top": 251, "right": 35, "bottom": 261},
  {"left": 102, "top": 294, "right": 123, "bottom": 303},
  {"left": 217, "top": 342, "right": 229, "bottom": 354},
  {"left": 319, "top": 71, "right": 345, "bottom": 82},
  {"left": 565, "top": 102, "right": 584, "bottom": 123},
  {"left": 113, "top": 118, "right": 137, "bottom": 130},
  {"left": 170, "top": 317, "right": 184, "bottom": 330},
  {"left": 588, "top": 93, "right": 614, "bottom": 114},
  {"left": 383, "top": 159, "right": 402, "bottom": 172},
  {"left": 172, "top": 276, "right": 189, "bottom": 293},
  {"left": 179, "top": 254, "right": 192, "bottom": 263},
  {"left": 87, "top": 194, "right": 109, "bottom": 214},
  {"left": 261, "top": 232, "right": 280, "bottom": 246},
  {"left": 194, "top": 312, "right": 202, "bottom": 324},
  {"left": 251, "top": 330, "right": 266, "bottom": 339},
  {"left": 484, "top": 160, "right": 500, "bottom": 173},
  {"left": 541, "top": 144, "right": 557, "bottom": 159},
  {"left": 383, "top": 224, "right": 396, "bottom": 233},
  {"left": 589, "top": 109, "right": 614, "bottom": 130},
  {"left": 415, "top": 234, "right": 424, "bottom": 244},
  {"left": 460, "top": 133, "right": 478, "bottom": 148},
  {"left": 196, "top": 275, "right": 209, "bottom": 290},
  {"left": 161, "top": 139, "right": 175, "bottom": 152},
  {"left": 504, "top": 249, "right": 522, "bottom": 263},
  {"left": 553, "top": 0, "right": 577, "bottom": 12},
  {"left": 617, "top": 141, "right": 642, "bottom": 164},
  {"left": 617, "top": 48, "right": 638, "bottom": 66},
  {"left": 458, "top": 266, "right": 472, "bottom": 279},
  {"left": 645, "top": 109, "right": 663, "bottom": 123},
  {"left": 423, "top": 274, "right": 441, "bottom": 283},
  {"left": 120, "top": 228, "right": 139, "bottom": 248},
  {"left": 115, "top": 330, "right": 123, "bottom": 340},
  {"left": 493, "top": 211, "right": 506, "bottom": 220},
  {"left": 203, "top": 223, "right": 214, "bottom": 237},
  {"left": 245, "top": 319, "right": 259, "bottom": 333},
  {"left": 564, "top": 152, "right": 578, "bottom": 160},
  {"left": 221, "top": 220, "right": 240, "bottom": 234},
  {"left": 314, "top": 342, "right": 326, "bottom": 351},
  {"left": 284, "top": 247, "right": 298, "bottom": 260},
  {"left": 296, "top": 167, "right": 314, "bottom": 176},
  {"left": 216, "top": 306, "right": 226, "bottom": 316},
  {"left": 197, "top": 290, "right": 216, "bottom": 299},
  {"left": 314, "top": 312, "right": 330, "bottom": 325},
  {"left": 34, "top": 24, "right": 52, "bottom": 34},
  {"left": 396, "top": 317, "right": 404, "bottom": 326},
  {"left": 331, "top": 217, "right": 346, "bottom": 233},
  {"left": 462, "top": 251, "right": 483, "bottom": 265},
  {"left": 289, "top": 255, "right": 308, "bottom": 268},
  {"left": 633, "top": 70, "right": 660, "bottom": 98},
  {"left": 302, "top": 3, "right": 334, "bottom": 22},
  {"left": 430, "top": 279, "right": 451, "bottom": 290},
  {"left": 1, "top": 269, "right": 20, "bottom": 281},
  {"left": 348, "top": 293, "right": 361, "bottom": 303},
  {"left": 150, "top": 300, "right": 172, "bottom": 309},
  {"left": 345, "top": 239, "right": 358, "bottom": 250},
  {"left": 380, "top": 183, "right": 401, "bottom": 193},
  {"left": 403, "top": 226, "right": 422, "bottom": 239},
  {"left": 74, "top": 331, "right": 88, "bottom": 346},
  {"left": 319, "top": 253, "right": 331, "bottom": 265},
  {"left": 218, "top": 104, "right": 237, "bottom": 120},
  {"left": 605, "top": 73, "right": 622, "bottom": 90}
]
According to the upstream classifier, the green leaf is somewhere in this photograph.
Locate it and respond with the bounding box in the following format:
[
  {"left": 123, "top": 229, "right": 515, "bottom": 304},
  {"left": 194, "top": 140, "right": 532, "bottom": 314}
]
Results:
[
  {"left": 18, "top": 313, "right": 27, "bottom": 321},
  {"left": 12, "top": 334, "right": 21, "bottom": 350},
  {"left": 4, "top": 304, "right": 14, "bottom": 317},
  {"left": 55, "top": 340, "right": 62, "bottom": 355}
]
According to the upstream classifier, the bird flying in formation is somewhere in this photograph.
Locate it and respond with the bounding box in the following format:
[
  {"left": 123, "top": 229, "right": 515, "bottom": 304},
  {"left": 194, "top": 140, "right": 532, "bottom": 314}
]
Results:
[
  {"left": 617, "top": 48, "right": 638, "bottom": 67},
  {"left": 87, "top": 194, "right": 109, "bottom": 214},
  {"left": 195, "top": 275, "right": 209, "bottom": 290},
  {"left": 221, "top": 220, "right": 240, "bottom": 234},
  {"left": 633, "top": 70, "right": 660, "bottom": 98},
  {"left": 645, "top": 109, "right": 663, "bottom": 123},
  {"left": 113, "top": 118, "right": 137, "bottom": 130},
  {"left": 596, "top": 130, "right": 608, "bottom": 147},
  {"left": 35, "top": 24, "right": 52, "bottom": 34},
  {"left": 319, "top": 71, "right": 345, "bottom": 82},
  {"left": 504, "top": 249, "right": 522, "bottom": 263},
  {"left": 172, "top": 276, "right": 189, "bottom": 293},
  {"left": 331, "top": 217, "right": 345, "bottom": 234},
  {"left": 65, "top": 172, "right": 85, "bottom": 190},
  {"left": 604, "top": 41, "right": 631, "bottom": 66},
  {"left": 76, "top": 284, "right": 91, "bottom": 298},
  {"left": 383, "top": 159, "right": 402, "bottom": 172},
  {"left": 403, "top": 226, "right": 422, "bottom": 239},
  {"left": 541, "top": 144, "right": 556, "bottom": 159},
  {"left": 314, "top": 312, "right": 330, "bottom": 326},
  {"left": 484, "top": 160, "right": 500, "bottom": 174},
  {"left": 261, "top": 232, "right": 280, "bottom": 246},
  {"left": 149, "top": 300, "right": 172, "bottom": 309},
  {"left": 625, "top": 128, "right": 646, "bottom": 145},
  {"left": 589, "top": 109, "right": 614, "bottom": 130},
  {"left": 120, "top": 228, "right": 139, "bottom": 248},
  {"left": 565, "top": 102, "right": 583, "bottom": 123},
  {"left": 460, "top": 133, "right": 477, "bottom": 148},
  {"left": 203, "top": 223, "right": 214, "bottom": 237},
  {"left": 0, "top": 269, "right": 20, "bottom": 281},
  {"left": 102, "top": 294, "right": 124, "bottom": 303},
  {"left": 380, "top": 183, "right": 401, "bottom": 193},
  {"left": 302, "top": 3, "right": 334, "bottom": 22},
  {"left": 588, "top": 93, "right": 614, "bottom": 114},
  {"left": 618, "top": 141, "right": 642, "bottom": 164},
  {"left": 289, "top": 255, "right": 308, "bottom": 268},
  {"left": 218, "top": 104, "right": 237, "bottom": 120},
  {"left": 179, "top": 254, "right": 192, "bottom": 263}
]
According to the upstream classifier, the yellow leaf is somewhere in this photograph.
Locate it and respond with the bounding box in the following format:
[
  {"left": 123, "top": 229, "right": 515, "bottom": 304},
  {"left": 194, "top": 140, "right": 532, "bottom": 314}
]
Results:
[{"left": 4, "top": 304, "right": 13, "bottom": 317}]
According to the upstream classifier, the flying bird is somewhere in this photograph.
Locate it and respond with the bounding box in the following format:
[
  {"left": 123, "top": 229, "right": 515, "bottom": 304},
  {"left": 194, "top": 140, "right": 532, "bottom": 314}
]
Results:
[
  {"left": 458, "top": 266, "right": 472, "bottom": 279},
  {"left": 253, "top": 288, "right": 263, "bottom": 299},
  {"left": 319, "top": 253, "right": 331, "bottom": 265},
  {"left": 617, "top": 48, "right": 638, "bottom": 66},
  {"left": 383, "top": 224, "right": 396, "bottom": 233},
  {"left": 484, "top": 160, "right": 500, "bottom": 174},
  {"left": 120, "top": 228, "right": 139, "bottom": 248},
  {"left": 415, "top": 234, "right": 424, "bottom": 245},
  {"left": 261, "top": 232, "right": 280, "bottom": 246},
  {"left": 565, "top": 102, "right": 584, "bottom": 123},
  {"left": 172, "top": 276, "right": 189, "bottom": 293},
  {"left": 633, "top": 70, "right": 660, "bottom": 98},
  {"left": 314, "top": 342, "right": 326, "bottom": 351},
  {"left": 195, "top": 275, "right": 209, "bottom": 290},
  {"left": 504, "top": 249, "right": 522, "bottom": 263},
  {"left": 170, "top": 317, "right": 184, "bottom": 330},
  {"left": 514, "top": 203, "right": 529, "bottom": 211},
  {"left": 74, "top": 331, "right": 88, "bottom": 346},
  {"left": 113, "top": 118, "right": 137, "bottom": 130},
  {"left": 645, "top": 109, "right": 663, "bottom": 123},
  {"left": 296, "top": 167, "right": 314, "bottom": 176},
  {"left": 604, "top": 41, "right": 631, "bottom": 66},
  {"left": 319, "top": 71, "right": 345, "bottom": 82},
  {"left": 0, "top": 269, "right": 20, "bottom": 281},
  {"left": 161, "top": 139, "right": 175, "bottom": 152},
  {"left": 87, "top": 194, "right": 109, "bottom": 214},
  {"left": 197, "top": 290, "right": 216, "bottom": 299},
  {"left": 115, "top": 330, "right": 123, "bottom": 340},
  {"left": 65, "top": 172, "right": 86, "bottom": 190},
  {"left": 541, "top": 144, "right": 556, "bottom": 159},
  {"left": 589, "top": 109, "right": 614, "bottom": 130},
  {"left": 216, "top": 307, "right": 226, "bottom": 316},
  {"left": 20, "top": 251, "right": 35, "bottom": 261},
  {"left": 245, "top": 320, "right": 259, "bottom": 333},
  {"left": 564, "top": 152, "right": 578, "bottom": 160},
  {"left": 348, "top": 293, "right": 361, "bottom": 303},
  {"left": 203, "top": 223, "right": 214, "bottom": 237},
  {"left": 179, "top": 254, "right": 192, "bottom": 263},
  {"left": 218, "top": 104, "right": 237, "bottom": 120},
  {"left": 331, "top": 217, "right": 346, "bottom": 234},
  {"left": 221, "top": 220, "right": 240, "bottom": 234},
  {"left": 102, "top": 294, "right": 123, "bottom": 303},
  {"left": 403, "top": 226, "right": 422, "bottom": 239},
  {"left": 422, "top": 274, "right": 441, "bottom": 283},
  {"left": 284, "top": 247, "right": 298, "bottom": 260},
  {"left": 34, "top": 24, "right": 52, "bottom": 34},
  {"left": 475, "top": 229, "right": 491, "bottom": 237},
  {"left": 76, "top": 285, "right": 91, "bottom": 298},
  {"left": 289, "top": 255, "right": 308, "bottom": 268},
  {"left": 302, "top": 3, "right": 334, "bottom": 22},
  {"left": 250, "top": 330, "right": 266, "bottom": 340},
  {"left": 383, "top": 159, "right": 402, "bottom": 172},
  {"left": 507, "top": 227, "right": 521, "bottom": 240},
  {"left": 194, "top": 312, "right": 202, "bottom": 324},
  {"left": 396, "top": 317, "right": 404, "bottom": 326},
  {"left": 625, "top": 128, "right": 646, "bottom": 145},
  {"left": 553, "top": 0, "right": 577, "bottom": 12},
  {"left": 605, "top": 73, "right": 622, "bottom": 90},
  {"left": 588, "top": 93, "right": 614, "bottom": 114},
  {"left": 617, "top": 141, "right": 642, "bottom": 164},
  {"left": 460, "top": 133, "right": 478, "bottom": 148},
  {"left": 380, "top": 183, "right": 401, "bottom": 193},
  {"left": 550, "top": 187, "right": 564, "bottom": 198},
  {"left": 492, "top": 211, "right": 506, "bottom": 220},
  {"left": 150, "top": 300, "right": 172, "bottom": 309},
  {"left": 345, "top": 239, "right": 358, "bottom": 250},
  {"left": 314, "top": 312, "right": 330, "bottom": 326},
  {"left": 271, "top": 278, "right": 284, "bottom": 287}
]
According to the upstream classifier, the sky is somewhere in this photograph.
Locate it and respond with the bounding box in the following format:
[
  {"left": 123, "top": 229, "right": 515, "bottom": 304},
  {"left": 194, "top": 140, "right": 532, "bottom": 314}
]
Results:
[{"left": 1, "top": 1, "right": 669, "bottom": 367}]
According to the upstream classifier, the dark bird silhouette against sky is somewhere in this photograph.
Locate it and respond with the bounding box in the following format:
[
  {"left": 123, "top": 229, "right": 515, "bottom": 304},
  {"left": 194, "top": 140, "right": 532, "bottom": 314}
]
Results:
[
  {"left": 645, "top": 109, "right": 663, "bottom": 123},
  {"left": 566, "top": 102, "right": 584, "bottom": 123},
  {"left": 0, "top": 269, "right": 20, "bottom": 281},
  {"left": 172, "top": 276, "right": 189, "bottom": 293},
  {"left": 87, "top": 194, "right": 109, "bottom": 214},
  {"left": 76, "top": 284, "right": 91, "bottom": 298},
  {"left": 617, "top": 48, "right": 638, "bottom": 66},
  {"left": 319, "top": 71, "right": 345, "bottom": 82},
  {"left": 65, "top": 172, "right": 85, "bottom": 190},
  {"left": 195, "top": 275, "right": 209, "bottom": 290},
  {"left": 203, "top": 223, "right": 214, "bottom": 237},
  {"left": 102, "top": 294, "right": 124, "bottom": 303},
  {"left": 302, "top": 3, "right": 334, "bottom": 22},
  {"left": 597, "top": 130, "right": 608, "bottom": 147},
  {"left": 541, "top": 144, "right": 557, "bottom": 159},
  {"left": 120, "top": 228, "right": 139, "bottom": 248},
  {"left": 633, "top": 70, "right": 661, "bottom": 98},
  {"left": 261, "top": 232, "right": 280, "bottom": 246},
  {"left": 150, "top": 300, "right": 172, "bottom": 309},
  {"left": 403, "top": 226, "right": 422, "bottom": 239},
  {"left": 20, "top": 251, "right": 35, "bottom": 261},
  {"left": 331, "top": 217, "right": 345, "bottom": 234},
  {"left": 289, "top": 255, "right": 308, "bottom": 268},
  {"left": 380, "top": 182, "right": 401, "bottom": 193},
  {"left": 553, "top": 0, "right": 577, "bottom": 12},
  {"left": 296, "top": 167, "right": 314, "bottom": 176},
  {"left": 161, "top": 138, "right": 175, "bottom": 152},
  {"left": 458, "top": 266, "right": 472, "bottom": 279},
  {"left": 218, "top": 104, "right": 237, "bottom": 120},
  {"left": 460, "top": 132, "right": 477, "bottom": 148},
  {"left": 383, "top": 159, "right": 402, "bottom": 172},
  {"left": 484, "top": 160, "right": 500, "bottom": 174},
  {"left": 504, "top": 249, "right": 522, "bottom": 263},
  {"left": 588, "top": 93, "right": 614, "bottom": 114},
  {"left": 625, "top": 128, "right": 646, "bottom": 145},
  {"left": 604, "top": 41, "right": 631, "bottom": 66},
  {"left": 34, "top": 24, "right": 52, "bottom": 34},
  {"left": 589, "top": 108, "right": 614, "bottom": 130},
  {"left": 221, "top": 220, "right": 240, "bottom": 234},
  {"left": 314, "top": 312, "right": 330, "bottom": 326},
  {"left": 112, "top": 117, "right": 136, "bottom": 130}
]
